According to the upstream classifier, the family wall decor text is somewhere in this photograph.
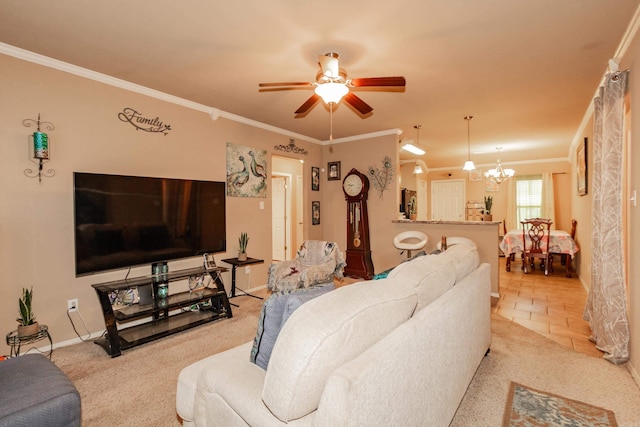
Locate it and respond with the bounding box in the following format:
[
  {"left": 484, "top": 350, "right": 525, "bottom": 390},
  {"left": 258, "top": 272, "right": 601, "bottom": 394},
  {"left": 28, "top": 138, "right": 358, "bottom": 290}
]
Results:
[{"left": 118, "top": 107, "right": 172, "bottom": 135}]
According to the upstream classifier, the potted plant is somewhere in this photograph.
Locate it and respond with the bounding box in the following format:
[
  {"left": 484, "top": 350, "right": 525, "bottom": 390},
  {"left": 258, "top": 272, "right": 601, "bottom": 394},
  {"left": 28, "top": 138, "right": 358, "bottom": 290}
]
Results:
[
  {"left": 483, "top": 196, "right": 493, "bottom": 221},
  {"left": 238, "top": 232, "right": 249, "bottom": 261},
  {"left": 17, "top": 287, "right": 38, "bottom": 337}
]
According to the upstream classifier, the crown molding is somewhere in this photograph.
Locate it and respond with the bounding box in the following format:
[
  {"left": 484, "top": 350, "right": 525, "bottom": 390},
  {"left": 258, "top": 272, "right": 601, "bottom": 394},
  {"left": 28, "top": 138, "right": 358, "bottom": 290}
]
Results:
[
  {"left": 0, "top": 42, "right": 323, "bottom": 144},
  {"left": 570, "top": 3, "right": 640, "bottom": 155},
  {"left": 322, "top": 128, "right": 402, "bottom": 145},
  {"left": 1, "top": 43, "right": 404, "bottom": 147},
  {"left": 428, "top": 157, "right": 570, "bottom": 172}
]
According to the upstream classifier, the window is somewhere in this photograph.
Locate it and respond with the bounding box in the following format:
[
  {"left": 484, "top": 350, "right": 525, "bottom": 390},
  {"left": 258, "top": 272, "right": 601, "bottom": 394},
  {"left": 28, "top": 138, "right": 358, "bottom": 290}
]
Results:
[{"left": 516, "top": 175, "right": 542, "bottom": 225}]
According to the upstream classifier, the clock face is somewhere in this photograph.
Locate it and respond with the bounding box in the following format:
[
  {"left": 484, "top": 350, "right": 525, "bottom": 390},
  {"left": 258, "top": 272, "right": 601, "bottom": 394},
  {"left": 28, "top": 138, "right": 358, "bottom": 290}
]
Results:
[{"left": 343, "top": 174, "right": 363, "bottom": 196}]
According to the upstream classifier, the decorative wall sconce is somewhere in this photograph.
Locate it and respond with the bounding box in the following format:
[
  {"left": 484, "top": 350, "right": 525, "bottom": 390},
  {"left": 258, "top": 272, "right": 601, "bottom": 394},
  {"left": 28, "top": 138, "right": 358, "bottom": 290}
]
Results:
[{"left": 22, "top": 114, "right": 56, "bottom": 183}]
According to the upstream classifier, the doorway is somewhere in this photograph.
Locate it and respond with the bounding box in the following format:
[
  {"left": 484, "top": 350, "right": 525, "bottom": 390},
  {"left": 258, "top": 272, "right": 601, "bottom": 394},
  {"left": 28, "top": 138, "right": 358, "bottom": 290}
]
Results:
[
  {"left": 271, "top": 156, "right": 304, "bottom": 261},
  {"left": 271, "top": 175, "right": 289, "bottom": 261},
  {"left": 431, "top": 179, "right": 465, "bottom": 220}
]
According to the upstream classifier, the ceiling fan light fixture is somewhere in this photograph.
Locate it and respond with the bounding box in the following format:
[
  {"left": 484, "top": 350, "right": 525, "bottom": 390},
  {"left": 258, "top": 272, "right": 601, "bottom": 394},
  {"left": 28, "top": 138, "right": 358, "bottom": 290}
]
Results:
[{"left": 315, "top": 82, "right": 349, "bottom": 104}]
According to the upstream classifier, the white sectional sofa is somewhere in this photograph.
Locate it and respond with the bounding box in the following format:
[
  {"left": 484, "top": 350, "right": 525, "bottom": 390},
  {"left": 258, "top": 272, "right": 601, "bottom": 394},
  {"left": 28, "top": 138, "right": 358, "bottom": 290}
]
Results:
[{"left": 176, "top": 244, "right": 491, "bottom": 426}]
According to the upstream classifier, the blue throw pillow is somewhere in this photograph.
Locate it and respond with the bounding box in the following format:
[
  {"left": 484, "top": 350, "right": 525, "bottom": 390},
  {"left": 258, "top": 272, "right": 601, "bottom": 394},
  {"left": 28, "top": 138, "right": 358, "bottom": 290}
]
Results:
[{"left": 250, "top": 283, "right": 335, "bottom": 370}]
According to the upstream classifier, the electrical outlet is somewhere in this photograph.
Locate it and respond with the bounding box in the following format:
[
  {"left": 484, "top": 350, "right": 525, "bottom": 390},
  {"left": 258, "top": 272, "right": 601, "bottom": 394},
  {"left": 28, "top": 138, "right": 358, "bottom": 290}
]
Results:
[
  {"left": 68, "top": 298, "right": 78, "bottom": 312},
  {"left": 245, "top": 266, "right": 251, "bottom": 274}
]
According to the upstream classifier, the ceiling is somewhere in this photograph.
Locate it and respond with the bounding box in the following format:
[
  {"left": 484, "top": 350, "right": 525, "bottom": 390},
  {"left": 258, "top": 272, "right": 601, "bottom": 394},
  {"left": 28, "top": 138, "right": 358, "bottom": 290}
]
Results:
[{"left": 1, "top": 0, "right": 638, "bottom": 169}]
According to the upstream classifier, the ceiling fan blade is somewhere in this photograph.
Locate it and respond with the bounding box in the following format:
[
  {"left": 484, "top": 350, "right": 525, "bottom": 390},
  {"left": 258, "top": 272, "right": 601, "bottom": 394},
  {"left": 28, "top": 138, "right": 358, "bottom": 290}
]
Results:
[
  {"left": 349, "top": 76, "right": 406, "bottom": 87},
  {"left": 295, "top": 94, "right": 321, "bottom": 115},
  {"left": 258, "top": 82, "right": 313, "bottom": 88},
  {"left": 318, "top": 53, "right": 340, "bottom": 78},
  {"left": 343, "top": 92, "right": 373, "bottom": 115}
]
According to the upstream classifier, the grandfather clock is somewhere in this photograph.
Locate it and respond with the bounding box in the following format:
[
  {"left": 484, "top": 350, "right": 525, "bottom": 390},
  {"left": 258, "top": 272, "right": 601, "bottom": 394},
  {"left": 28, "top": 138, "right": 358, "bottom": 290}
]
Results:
[{"left": 342, "top": 168, "right": 374, "bottom": 279}]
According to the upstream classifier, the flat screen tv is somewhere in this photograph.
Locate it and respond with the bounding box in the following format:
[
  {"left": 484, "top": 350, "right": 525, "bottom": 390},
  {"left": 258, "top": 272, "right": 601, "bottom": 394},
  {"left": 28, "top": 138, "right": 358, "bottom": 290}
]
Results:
[{"left": 73, "top": 172, "right": 226, "bottom": 276}]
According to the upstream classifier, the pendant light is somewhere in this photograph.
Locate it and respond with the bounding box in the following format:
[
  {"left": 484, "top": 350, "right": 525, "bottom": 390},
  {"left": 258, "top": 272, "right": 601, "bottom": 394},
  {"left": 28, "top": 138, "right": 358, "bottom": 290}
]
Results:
[{"left": 462, "top": 116, "right": 476, "bottom": 171}]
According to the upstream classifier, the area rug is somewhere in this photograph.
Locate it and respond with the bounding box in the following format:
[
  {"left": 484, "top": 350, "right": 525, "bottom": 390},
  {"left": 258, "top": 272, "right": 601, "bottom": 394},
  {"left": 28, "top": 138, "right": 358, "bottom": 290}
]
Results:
[{"left": 502, "top": 381, "right": 618, "bottom": 427}]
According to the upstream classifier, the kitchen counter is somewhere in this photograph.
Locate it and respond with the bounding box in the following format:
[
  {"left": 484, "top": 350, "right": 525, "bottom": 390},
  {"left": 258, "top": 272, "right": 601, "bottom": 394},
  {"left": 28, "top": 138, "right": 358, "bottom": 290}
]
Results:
[
  {"left": 393, "top": 219, "right": 501, "bottom": 226},
  {"left": 390, "top": 220, "right": 500, "bottom": 303}
]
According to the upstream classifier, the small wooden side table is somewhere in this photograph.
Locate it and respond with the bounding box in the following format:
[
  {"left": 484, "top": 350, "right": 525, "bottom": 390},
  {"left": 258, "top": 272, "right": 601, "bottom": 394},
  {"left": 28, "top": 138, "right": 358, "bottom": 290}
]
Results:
[
  {"left": 6, "top": 324, "right": 53, "bottom": 359},
  {"left": 221, "top": 257, "right": 264, "bottom": 303}
]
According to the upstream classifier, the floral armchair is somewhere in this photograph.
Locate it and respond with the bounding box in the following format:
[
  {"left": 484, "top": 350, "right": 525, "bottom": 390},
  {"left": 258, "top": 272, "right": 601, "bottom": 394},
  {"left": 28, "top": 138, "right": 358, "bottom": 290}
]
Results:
[{"left": 267, "top": 240, "right": 346, "bottom": 292}]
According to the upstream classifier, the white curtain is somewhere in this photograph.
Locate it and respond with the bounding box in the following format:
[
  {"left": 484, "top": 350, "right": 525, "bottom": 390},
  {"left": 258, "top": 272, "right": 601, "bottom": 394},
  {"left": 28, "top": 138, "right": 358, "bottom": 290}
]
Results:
[
  {"left": 542, "top": 172, "right": 556, "bottom": 229},
  {"left": 584, "top": 70, "right": 629, "bottom": 364},
  {"left": 506, "top": 179, "right": 516, "bottom": 231}
]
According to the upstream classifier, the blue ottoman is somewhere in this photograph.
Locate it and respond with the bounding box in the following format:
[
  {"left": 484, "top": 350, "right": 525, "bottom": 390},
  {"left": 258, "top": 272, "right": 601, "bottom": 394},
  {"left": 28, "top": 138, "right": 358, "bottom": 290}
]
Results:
[{"left": 0, "top": 354, "right": 81, "bottom": 426}]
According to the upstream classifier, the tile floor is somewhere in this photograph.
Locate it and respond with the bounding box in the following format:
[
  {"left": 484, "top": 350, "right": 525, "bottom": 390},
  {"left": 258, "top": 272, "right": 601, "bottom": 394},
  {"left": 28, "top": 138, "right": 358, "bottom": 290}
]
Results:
[{"left": 495, "top": 256, "right": 603, "bottom": 358}]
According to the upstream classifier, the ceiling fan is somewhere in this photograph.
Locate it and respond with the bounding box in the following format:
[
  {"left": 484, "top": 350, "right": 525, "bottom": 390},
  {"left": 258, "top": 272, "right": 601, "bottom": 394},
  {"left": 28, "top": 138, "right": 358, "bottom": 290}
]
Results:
[{"left": 258, "top": 52, "right": 406, "bottom": 116}]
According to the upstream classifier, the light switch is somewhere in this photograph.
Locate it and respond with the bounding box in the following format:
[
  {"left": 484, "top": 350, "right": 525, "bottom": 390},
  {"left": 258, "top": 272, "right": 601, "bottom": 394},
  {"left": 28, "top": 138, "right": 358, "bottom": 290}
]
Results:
[{"left": 260, "top": 201, "right": 264, "bottom": 209}]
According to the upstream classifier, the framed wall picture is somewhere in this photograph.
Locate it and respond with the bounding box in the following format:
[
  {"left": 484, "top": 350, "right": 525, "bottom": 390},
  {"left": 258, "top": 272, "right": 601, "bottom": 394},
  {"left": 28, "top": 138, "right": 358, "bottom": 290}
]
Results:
[
  {"left": 485, "top": 177, "right": 500, "bottom": 192},
  {"left": 312, "top": 201, "right": 320, "bottom": 225},
  {"left": 328, "top": 161, "right": 341, "bottom": 181},
  {"left": 311, "top": 166, "right": 319, "bottom": 191},
  {"left": 469, "top": 169, "right": 482, "bottom": 182},
  {"left": 577, "top": 137, "right": 588, "bottom": 196}
]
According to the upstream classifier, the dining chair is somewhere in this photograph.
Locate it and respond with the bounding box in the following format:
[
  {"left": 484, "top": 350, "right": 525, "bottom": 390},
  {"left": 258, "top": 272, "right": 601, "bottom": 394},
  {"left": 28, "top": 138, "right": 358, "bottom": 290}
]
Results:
[
  {"left": 521, "top": 218, "right": 553, "bottom": 276},
  {"left": 553, "top": 219, "right": 577, "bottom": 266},
  {"left": 499, "top": 219, "right": 507, "bottom": 258}
]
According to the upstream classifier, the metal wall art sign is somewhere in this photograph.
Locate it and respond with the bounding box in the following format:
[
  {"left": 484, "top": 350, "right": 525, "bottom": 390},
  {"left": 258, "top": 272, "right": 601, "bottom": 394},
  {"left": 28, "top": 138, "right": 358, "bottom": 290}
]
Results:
[
  {"left": 274, "top": 138, "right": 308, "bottom": 155},
  {"left": 118, "top": 107, "right": 171, "bottom": 135},
  {"left": 368, "top": 156, "right": 395, "bottom": 199}
]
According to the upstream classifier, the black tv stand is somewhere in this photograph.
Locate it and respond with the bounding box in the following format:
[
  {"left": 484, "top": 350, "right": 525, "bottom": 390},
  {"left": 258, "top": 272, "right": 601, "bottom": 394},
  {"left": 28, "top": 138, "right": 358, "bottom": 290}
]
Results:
[{"left": 91, "top": 266, "right": 232, "bottom": 357}]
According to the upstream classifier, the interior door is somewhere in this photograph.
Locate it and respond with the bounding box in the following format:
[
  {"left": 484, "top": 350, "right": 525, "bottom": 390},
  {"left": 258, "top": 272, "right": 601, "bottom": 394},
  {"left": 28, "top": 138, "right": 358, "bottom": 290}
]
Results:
[
  {"left": 295, "top": 174, "right": 304, "bottom": 251},
  {"left": 431, "top": 179, "right": 465, "bottom": 220},
  {"left": 271, "top": 176, "right": 286, "bottom": 261}
]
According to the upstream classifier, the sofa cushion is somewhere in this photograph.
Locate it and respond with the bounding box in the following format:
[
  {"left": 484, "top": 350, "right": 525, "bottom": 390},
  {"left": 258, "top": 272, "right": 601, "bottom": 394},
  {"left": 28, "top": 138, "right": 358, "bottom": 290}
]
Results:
[
  {"left": 386, "top": 254, "right": 456, "bottom": 310},
  {"left": 437, "top": 244, "right": 480, "bottom": 282},
  {"left": 386, "top": 251, "right": 445, "bottom": 283},
  {"left": 250, "top": 283, "right": 335, "bottom": 370},
  {"left": 262, "top": 279, "right": 417, "bottom": 421},
  {"left": 373, "top": 250, "right": 426, "bottom": 280}
]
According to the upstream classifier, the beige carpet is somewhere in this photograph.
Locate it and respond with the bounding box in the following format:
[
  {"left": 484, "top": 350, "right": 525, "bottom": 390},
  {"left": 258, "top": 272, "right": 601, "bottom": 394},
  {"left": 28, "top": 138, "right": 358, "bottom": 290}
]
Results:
[
  {"left": 452, "top": 315, "right": 640, "bottom": 426},
  {"left": 51, "top": 297, "right": 640, "bottom": 426}
]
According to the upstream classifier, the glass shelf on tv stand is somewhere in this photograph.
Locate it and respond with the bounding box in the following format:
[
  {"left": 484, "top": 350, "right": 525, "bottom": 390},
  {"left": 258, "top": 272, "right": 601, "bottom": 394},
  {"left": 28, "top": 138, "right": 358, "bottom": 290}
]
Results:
[{"left": 91, "top": 265, "right": 232, "bottom": 357}]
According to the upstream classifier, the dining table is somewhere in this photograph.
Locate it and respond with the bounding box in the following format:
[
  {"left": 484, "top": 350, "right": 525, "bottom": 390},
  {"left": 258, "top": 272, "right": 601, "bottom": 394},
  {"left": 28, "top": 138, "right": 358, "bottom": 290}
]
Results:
[{"left": 499, "top": 229, "right": 579, "bottom": 277}]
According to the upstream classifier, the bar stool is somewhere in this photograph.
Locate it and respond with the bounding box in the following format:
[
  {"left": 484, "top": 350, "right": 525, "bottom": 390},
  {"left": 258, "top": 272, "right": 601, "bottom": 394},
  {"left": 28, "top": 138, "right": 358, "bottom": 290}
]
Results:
[
  {"left": 436, "top": 236, "right": 477, "bottom": 251},
  {"left": 393, "top": 231, "right": 428, "bottom": 258}
]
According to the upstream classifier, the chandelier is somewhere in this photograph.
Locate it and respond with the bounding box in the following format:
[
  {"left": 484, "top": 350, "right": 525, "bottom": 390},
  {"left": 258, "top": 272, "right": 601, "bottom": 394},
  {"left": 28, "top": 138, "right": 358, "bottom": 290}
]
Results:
[
  {"left": 462, "top": 116, "right": 476, "bottom": 171},
  {"left": 485, "top": 147, "right": 515, "bottom": 184}
]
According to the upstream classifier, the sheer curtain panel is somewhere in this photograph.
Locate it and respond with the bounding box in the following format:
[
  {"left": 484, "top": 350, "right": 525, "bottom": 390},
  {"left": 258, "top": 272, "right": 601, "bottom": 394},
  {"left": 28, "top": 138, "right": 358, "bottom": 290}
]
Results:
[{"left": 584, "top": 70, "right": 629, "bottom": 364}]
